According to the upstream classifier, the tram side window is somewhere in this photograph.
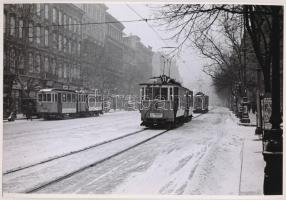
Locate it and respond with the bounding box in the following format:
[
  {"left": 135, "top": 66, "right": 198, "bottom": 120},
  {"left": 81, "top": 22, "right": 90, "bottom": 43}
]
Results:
[
  {"left": 43, "top": 94, "right": 47, "bottom": 101},
  {"left": 55, "top": 94, "right": 58, "bottom": 102},
  {"left": 72, "top": 94, "right": 75, "bottom": 102},
  {"left": 62, "top": 93, "right": 66, "bottom": 102},
  {"left": 96, "top": 96, "right": 101, "bottom": 102},
  {"left": 38, "top": 93, "right": 42, "bottom": 101},
  {"left": 47, "top": 94, "right": 51, "bottom": 102},
  {"left": 174, "top": 87, "right": 179, "bottom": 108},
  {"left": 161, "top": 88, "right": 168, "bottom": 100},
  {"left": 170, "top": 88, "right": 173, "bottom": 101},
  {"left": 140, "top": 88, "right": 144, "bottom": 100},
  {"left": 67, "top": 93, "right": 71, "bottom": 102}
]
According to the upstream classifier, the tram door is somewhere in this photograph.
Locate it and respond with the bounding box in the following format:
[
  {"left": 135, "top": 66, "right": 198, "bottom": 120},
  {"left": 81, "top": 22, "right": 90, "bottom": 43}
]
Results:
[{"left": 58, "top": 93, "right": 62, "bottom": 113}]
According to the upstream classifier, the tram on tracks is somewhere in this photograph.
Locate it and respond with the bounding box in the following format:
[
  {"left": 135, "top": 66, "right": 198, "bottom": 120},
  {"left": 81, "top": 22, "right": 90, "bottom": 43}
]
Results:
[
  {"left": 139, "top": 75, "right": 193, "bottom": 128},
  {"left": 36, "top": 88, "right": 103, "bottom": 119},
  {"left": 193, "top": 92, "right": 209, "bottom": 113}
]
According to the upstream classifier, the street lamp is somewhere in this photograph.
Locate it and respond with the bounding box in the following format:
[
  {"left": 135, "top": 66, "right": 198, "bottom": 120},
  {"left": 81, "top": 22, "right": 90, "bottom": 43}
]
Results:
[{"left": 255, "top": 67, "right": 263, "bottom": 135}]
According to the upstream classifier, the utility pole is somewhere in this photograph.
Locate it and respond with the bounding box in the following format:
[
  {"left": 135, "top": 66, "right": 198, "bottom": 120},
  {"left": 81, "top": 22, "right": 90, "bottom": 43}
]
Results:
[{"left": 240, "top": 13, "right": 250, "bottom": 123}]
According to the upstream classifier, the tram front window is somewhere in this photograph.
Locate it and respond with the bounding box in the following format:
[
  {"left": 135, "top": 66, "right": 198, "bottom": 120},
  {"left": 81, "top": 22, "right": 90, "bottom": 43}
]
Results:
[
  {"left": 161, "top": 88, "right": 168, "bottom": 100},
  {"left": 145, "top": 87, "right": 152, "bottom": 100},
  {"left": 153, "top": 87, "right": 160, "bottom": 99}
]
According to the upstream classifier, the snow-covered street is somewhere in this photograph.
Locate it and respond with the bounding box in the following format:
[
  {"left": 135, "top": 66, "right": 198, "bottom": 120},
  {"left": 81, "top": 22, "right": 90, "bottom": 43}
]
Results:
[{"left": 3, "top": 107, "right": 264, "bottom": 195}]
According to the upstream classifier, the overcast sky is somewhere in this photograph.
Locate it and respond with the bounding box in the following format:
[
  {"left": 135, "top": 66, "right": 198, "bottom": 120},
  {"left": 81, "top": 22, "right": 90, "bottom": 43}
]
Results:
[{"left": 106, "top": 4, "right": 215, "bottom": 96}]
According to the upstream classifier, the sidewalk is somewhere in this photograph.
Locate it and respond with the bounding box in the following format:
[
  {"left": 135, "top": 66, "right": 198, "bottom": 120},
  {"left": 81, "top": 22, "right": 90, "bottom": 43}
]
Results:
[{"left": 239, "top": 112, "right": 265, "bottom": 195}]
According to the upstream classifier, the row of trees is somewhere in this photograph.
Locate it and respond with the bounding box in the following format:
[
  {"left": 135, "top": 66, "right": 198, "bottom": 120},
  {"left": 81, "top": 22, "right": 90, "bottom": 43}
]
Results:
[
  {"left": 154, "top": 5, "right": 282, "bottom": 103},
  {"left": 154, "top": 4, "right": 283, "bottom": 195}
]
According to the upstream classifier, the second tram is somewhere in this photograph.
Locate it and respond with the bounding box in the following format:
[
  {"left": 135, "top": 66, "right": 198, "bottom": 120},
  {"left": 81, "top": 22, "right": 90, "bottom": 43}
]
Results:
[
  {"left": 193, "top": 92, "right": 209, "bottom": 113},
  {"left": 37, "top": 88, "right": 103, "bottom": 119}
]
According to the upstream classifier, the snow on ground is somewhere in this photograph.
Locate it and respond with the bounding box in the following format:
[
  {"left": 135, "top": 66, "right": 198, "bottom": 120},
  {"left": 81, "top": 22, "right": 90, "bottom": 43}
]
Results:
[
  {"left": 33, "top": 107, "right": 262, "bottom": 195},
  {"left": 3, "top": 129, "right": 165, "bottom": 193},
  {"left": 3, "top": 111, "right": 142, "bottom": 172}
]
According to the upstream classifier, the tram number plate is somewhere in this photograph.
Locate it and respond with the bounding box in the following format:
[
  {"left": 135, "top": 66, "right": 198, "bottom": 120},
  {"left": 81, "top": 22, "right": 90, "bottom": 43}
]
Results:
[{"left": 150, "top": 113, "right": 163, "bottom": 118}]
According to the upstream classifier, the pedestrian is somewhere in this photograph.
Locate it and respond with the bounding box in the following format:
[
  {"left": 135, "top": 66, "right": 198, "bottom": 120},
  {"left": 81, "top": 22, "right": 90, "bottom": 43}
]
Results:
[
  {"left": 26, "top": 101, "right": 33, "bottom": 121},
  {"left": 252, "top": 102, "right": 256, "bottom": 114}
]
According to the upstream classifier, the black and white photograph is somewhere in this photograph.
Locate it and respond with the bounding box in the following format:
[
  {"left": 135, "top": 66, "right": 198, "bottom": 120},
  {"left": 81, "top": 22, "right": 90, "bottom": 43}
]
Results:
[{"left": 2, "top": 0, "right": 284, "bottom": 197}]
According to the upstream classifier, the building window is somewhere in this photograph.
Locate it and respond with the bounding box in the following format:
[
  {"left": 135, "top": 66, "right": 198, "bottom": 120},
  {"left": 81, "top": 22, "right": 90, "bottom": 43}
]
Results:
[
  {"left": 69, "top": 17, "right": 72, "bottom": 31},
  {"left": 19, "top": 19, "right": 23, "bottom": 38},
  {"left": 36, "top": 26, "right": 41, "bottom": 44},
  {"left": 68, "top": 40, "right": 71, "bottom": 54},
  {"left": 18, "top": 53, "right": 24, "bottom": 71},
  {"left": 77, "top": 42, "right": 80, "bottom": 55},
  {"left": 58, "top": 34, "right": 62, "bottom": 50},
  {"left": 58, "top": 11, "right": 62, "bottom": 25},
  {"left": 77, "top": 65, "right": 80, "bottom": 79},
  {"left": 44, "top": 29, "right": 49, "bottom": 46},
  {"left": 63, "top": 37, "right": 67, "bottom": 52},
  {"left": 35, "top": 55, "right": 41, "bottom": 73},
  {"left": 73, "top": 19, "right": 76, "bottom": 32},
  {"left": 28, "top": 23, "right": 33, "bottom": 42},
  {"left": 44, "top": 57, "right": 49, "bottom": 72},
  {"left": 10, "top": 49, "right": 16, "bottom": 73},
  {"left": 52, "top": 8, "right": 57, "bottom": 23},
  {"left": 58, "top": 63, "right": 62, "bottom": 78},
  {"left": 29, "top": 53, "right": 33, "bottom": 72},
  {"left": 63, "top": 63, "right": 67, "bottom": 78},
  {"left": 10, "top": 16, "right": 15, "bottom": 36},
  {"left": 44, "top": 4, "right": 49, "bottom": 19},
  {"left": 63, "top": 14, "right": 66, "bottom": 26},
  {"left": 53, "top": 32, "right": 57, "bottom": 49},
  {"left": 36, "top": 4, "right": 41, "bottom": 16},
  {"left": 51, "top": 58, "right": 56, "bottom": 75}
]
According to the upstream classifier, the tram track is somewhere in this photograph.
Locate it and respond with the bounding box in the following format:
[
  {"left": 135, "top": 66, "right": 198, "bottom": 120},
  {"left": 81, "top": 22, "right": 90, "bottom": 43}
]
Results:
[
  {"left": 26, "top": 128, "right": 171, "bottom": 193},
  {"left": 3, "top": 128, "right": 149, "bottom": 175},
  {"left": 4, "top": 110, "right": 213, "bottom": 193},
  {"left": 4, "top": 109, "right": 212, "bottom": 175}
]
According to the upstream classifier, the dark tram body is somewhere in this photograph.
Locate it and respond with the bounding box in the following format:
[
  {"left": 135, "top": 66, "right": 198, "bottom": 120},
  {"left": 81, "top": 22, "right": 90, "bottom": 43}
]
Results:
[
  {"left": 37, "top": 88, "right": 103, "bottom": 119},
  {"left": 139, "top": 75, "right": 193, "bottom": 128},
  {"left": 193, "top": 92, "right": 209, "bottom": 113}
]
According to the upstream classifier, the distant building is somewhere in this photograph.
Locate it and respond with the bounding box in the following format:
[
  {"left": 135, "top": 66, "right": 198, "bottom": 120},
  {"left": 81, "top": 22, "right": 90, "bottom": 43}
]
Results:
[
  {"left": 4, "top": 4, "right": 84, "bottom": 114},
  {"left": 102, "top": 12, "right": 125, "bottom": 94},
  {"left": 123, "top": 35, "right": 153, "bottom": 95},
  {"left": 75, "top": 4, "right": 107, "bottom": 90}
]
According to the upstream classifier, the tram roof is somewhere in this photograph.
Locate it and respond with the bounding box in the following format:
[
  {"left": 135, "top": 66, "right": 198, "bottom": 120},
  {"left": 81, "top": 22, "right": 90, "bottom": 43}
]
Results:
[
  {"left": 39, "top": 88, "right": 76, "bottom": 93},
  {"left": 139, "top": 75, "right": 192, "bottom": 92}
]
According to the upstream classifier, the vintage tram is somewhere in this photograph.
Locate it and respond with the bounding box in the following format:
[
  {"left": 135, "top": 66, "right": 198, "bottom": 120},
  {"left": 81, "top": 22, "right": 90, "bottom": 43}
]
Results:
[
  {"left": 193, "top": 92, "right": 209, "bottom": 113},
  {"left": 36, "top": 88, "right": 103, "bottom": 119},
  {"left": 139, "top": 75, "right": 193, "bottom": 128}
]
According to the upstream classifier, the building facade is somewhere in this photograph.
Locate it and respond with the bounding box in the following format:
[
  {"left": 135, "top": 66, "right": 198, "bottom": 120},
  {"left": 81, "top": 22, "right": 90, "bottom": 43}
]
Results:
[
  {"left": 4, "top": 4, "right": 84, "bottom": 114},
  {"left": 4, "top": 3, "right": 156, "bottom": 115},
  {"left": 102, "top": 12, "right": 125, "bottom": 95},
  {"left": 123, "top": 35, "right": 153, "bottom": 95},
  {"left": 75, "top": 4, "right": 107, "bottom": 90}
]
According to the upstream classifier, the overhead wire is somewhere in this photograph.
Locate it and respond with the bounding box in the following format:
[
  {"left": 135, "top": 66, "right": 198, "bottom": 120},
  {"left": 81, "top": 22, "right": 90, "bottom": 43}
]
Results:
[
  {"left": 5, "top": 14, "right": 177, "bottom": 30},
  {"left": 125, "top": 4, "right": 169, "bottom": 47}
]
